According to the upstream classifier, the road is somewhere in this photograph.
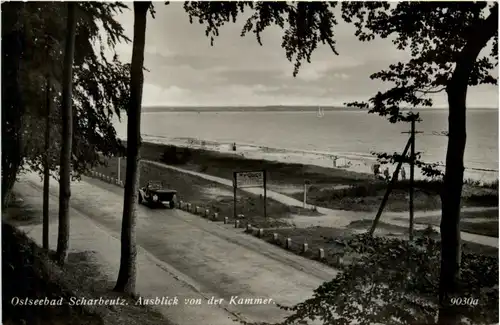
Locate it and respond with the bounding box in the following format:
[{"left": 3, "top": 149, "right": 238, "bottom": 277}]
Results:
[
  {"left": 13, "top": 173, "right": 338, "bottom": 325},
  {"left": 143, "top": 160, "right": 499, "bottom": 248}
]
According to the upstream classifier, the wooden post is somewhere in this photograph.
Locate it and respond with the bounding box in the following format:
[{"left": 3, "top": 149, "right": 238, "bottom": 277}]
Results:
[
  {"left": 303, "top": 183, "right": 307, "bottom": 209},
  {"left": 263, "top": 170, "right": 267, "bottom": 218},
  {"left": 303, "top": 180, "right": 310, "bottom": 209},
  {"left": 369, "top": 137, "right": 412, "bottom": 236},
  {"left": 117, "top": 157, "right": 121, "bottom": 182},
  {"left": 409, "top": 118, "right": 415, "bottom": 241},
  {"left": 233, "top": 172, "right": 237, "bottom": 219}
]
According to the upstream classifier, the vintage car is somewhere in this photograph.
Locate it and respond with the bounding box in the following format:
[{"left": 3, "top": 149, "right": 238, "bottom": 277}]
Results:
[{"left": 138, "top": 180, "right": 177, "bottom": 209}]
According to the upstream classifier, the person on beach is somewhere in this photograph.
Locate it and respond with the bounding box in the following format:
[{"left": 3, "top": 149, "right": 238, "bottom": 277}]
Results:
[
  {"left": 232, "top": 142, "right": 236, "bottom": 151},
  {"left": 401, "top": 167, "right": 406, "bottom": 180},
  {"left": 372, "top": 164, "right": 381, "bottom": 178},
  {"left": 384, "top": 167, "right": 390, "bottom": 181}
]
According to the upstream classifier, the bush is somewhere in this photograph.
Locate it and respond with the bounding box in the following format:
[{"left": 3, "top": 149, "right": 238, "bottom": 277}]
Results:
[
  {"left": 160, "top": 145, "right": 192, "bottom": 165},
  {"left": 264, "top": 233, "right": 498, "bottom": 325}
]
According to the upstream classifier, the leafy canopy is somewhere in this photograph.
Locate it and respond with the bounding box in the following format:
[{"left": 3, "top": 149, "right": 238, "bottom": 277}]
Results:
[{"left": 3, "top": 2, "right": 131, "bottom": 180}]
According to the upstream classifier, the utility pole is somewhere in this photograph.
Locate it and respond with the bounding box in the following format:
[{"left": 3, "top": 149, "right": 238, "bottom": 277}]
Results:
[
  {"left": 401, "top": 117, "right": 422, "bottom": 241},
  {"left": 409, "top": 118, "right": 415, "bottom": 241},
  {"left": 370, "top": 116, "right": 422, "bottom": 237},
  {"left": 369, "top": 138, "right": 411, "bottom": 236}
]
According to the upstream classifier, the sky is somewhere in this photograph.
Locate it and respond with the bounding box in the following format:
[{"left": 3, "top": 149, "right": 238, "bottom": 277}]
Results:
[{"left": 111, "top": 2, "right": 499, "bottom": 108}]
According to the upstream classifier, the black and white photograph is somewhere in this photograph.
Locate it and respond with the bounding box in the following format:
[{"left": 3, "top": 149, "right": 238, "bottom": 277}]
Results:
[{"left": 2, "top": 1, "right": 499, "bottom": 325}]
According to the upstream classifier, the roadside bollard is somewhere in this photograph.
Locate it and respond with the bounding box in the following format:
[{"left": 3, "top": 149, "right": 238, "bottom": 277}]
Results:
[
  {"left": 224, "top": 217, "right": 228, "bottom": 224},
  {"left": 235, "top": 220, "right": 240, "bottom": 228},
  {"left": 318, "top": 248, "right": 325, "bottom": 259},
  {"left": 258, "top": 228, "right": 264, "bottom": 238},
  {"left": 285, "top": 238, "right": 292, "bottom": 249},
  {"left": 273, "top": 233, "right": 279, "bottom": 243},
  {"left": 212, "top": 212, "right": 218, "bottom": 221},
  {"left": 205, "top": 209, "right": 210, "bottom": 218},
  {"left": 302, "top": 243, "right": 308, "bottom": 253}
]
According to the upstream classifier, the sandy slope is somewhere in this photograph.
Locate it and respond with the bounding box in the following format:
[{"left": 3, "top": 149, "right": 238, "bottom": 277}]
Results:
[{"left": 14, "top": 173, "right": 338, "bottom": 325}]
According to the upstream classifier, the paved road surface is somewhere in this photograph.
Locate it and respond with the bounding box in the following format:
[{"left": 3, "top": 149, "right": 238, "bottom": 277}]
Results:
[{"left": 14, "top": 173, "right": 338, "bottom": 325}]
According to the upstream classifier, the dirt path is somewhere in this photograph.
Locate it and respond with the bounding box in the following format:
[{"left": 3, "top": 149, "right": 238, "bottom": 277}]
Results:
[
  {"left": 142, "top": 160, "right": 499, "bottom": 248},
  {"left": 15, "top": 173, "right": 337, "bottom": 325}
]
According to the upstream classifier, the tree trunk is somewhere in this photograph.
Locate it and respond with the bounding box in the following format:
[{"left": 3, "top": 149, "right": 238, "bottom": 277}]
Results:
[
  {"left": 43, "top": 77, "right": 52, "bottom": 250},
  {"left": 114, "top": 1, "right": 150, "bottom": 293},
  {"left": 55, "top": 2, "right": 77, "bottom": 265},
  {"left": 438, "top": 7, "right": 497, "bottom": 325}
]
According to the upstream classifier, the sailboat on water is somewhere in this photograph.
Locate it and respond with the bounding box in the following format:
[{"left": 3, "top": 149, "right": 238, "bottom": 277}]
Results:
[{"left": 317, "top": 106, "right": 324, "bottom": 118}]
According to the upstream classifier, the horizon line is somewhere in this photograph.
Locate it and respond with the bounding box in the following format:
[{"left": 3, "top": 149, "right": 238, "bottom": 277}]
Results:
[{"left": 143, "top": 105, "right": 499, "bottom": 109}]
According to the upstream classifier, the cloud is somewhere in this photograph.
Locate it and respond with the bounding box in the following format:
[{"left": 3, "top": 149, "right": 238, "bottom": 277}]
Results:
[
  {"left": 110, "top": 2, "right": 498, "bottom": 108},
  {"left": 142, "top": 83, "right": 191, "bottom": 106}
]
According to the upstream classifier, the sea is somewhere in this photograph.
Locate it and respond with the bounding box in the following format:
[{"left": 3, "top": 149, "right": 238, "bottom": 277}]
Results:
[{"left": 112, "top": 108, "right": 499, "bottom": 182}]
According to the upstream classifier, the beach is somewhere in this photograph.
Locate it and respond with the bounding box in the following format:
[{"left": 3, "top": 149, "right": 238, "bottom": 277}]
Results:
[{"left": 138, "top": 134, "right": 497, "bottom": 184}]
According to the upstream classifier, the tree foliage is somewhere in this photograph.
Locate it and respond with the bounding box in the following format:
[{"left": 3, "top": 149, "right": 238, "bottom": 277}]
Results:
[
  {"left": 184, "top": 1, "right": 339, "bottom": 77},
  {"left": 2, "top": 2, "right": 131, "bottom": 187},
  {"left": 267, "top": 234, "right": 498, "bottom": 325}
]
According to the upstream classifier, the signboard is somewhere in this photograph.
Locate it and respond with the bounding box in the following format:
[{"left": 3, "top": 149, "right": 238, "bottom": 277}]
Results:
[
  {"left": 234, "top": 171, "right": 264, "bottom": 188},
  {"left": 233, "top": 170, "right": 267, "bottom": 219}
]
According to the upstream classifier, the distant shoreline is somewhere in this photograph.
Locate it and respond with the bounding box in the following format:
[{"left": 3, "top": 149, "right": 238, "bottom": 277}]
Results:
[{"left": 142, "top": 106, "right": 498, "bottom": 113}]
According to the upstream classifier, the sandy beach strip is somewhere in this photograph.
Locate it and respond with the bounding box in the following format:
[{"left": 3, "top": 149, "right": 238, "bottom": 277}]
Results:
[{"left": 138, "top": 134, "right": 498, "bottom": 183}]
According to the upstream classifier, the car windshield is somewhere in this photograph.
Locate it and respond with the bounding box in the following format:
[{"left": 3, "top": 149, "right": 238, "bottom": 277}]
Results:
[{"left": 147, "top": 181, "right": 163, "bottom": 190}]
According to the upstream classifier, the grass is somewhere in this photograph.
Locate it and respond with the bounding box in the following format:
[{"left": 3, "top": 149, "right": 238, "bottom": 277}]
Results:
[
  {"left": 253, "top": 226, "right": 360, "bottom": 269},
  {"left": 249, "top": 224, "right": 498, "bottom": 271},
  {"left": 461, "top": 209, "right": 499, "bottom": 219},
  {"left": 1, "top": 220, "right": 172, "bottom": 325},
  {"left": 345, "top": 219, "right": 499, "bottom": 254},
  {"left": 134, "top": 142, "right": 498, "bottom": 212},
  {"left": 94, "top": 156, "right": 308, "bottom": 229},
  {"left": 391, "top": 208, "right": 499, "bottom": 238}
]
